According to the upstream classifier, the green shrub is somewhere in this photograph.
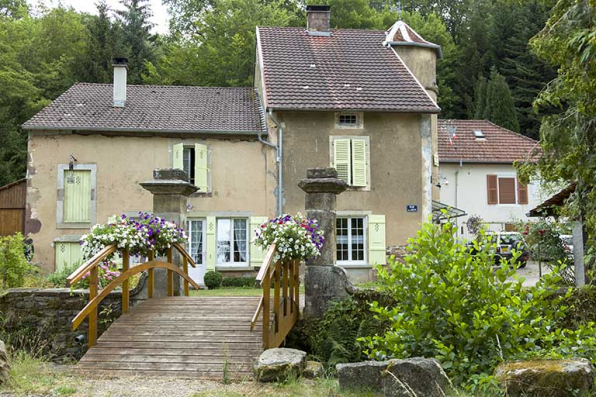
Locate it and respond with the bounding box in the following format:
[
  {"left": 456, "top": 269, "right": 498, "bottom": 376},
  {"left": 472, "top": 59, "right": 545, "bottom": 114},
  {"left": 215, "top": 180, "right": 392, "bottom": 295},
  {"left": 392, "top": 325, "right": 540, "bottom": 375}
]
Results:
[
  {"left": 221, "top": 276, "right": 255, "bottom": 288},
  {"left": 0, "top": 233, "right": 32, "bottom": 288},
  {"left": 286, "top": 289, "right": 394, "bottom": 369},
  {"left": 204, "top": 270, "right": 223, "bottom": 289},
  {"left": 360, "top": 220, "right": 595, "bottom": 387},
  {"left": 46, "top": 263, "right": 80, "bottom": 288}
]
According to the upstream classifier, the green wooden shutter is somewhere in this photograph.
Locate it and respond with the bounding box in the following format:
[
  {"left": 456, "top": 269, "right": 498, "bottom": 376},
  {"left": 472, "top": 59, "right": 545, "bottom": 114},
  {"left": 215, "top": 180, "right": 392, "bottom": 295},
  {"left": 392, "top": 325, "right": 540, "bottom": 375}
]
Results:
[
  {"left": 173, "top": 143, "right": 184, "bottom": 170},
  {"left": 55, "top": 241, "right": 83, "bottom": 272},
  {"left": 194, "top": 143, "right": 209, "bottom": 192},
  {"left": 351, "top": 138, "right": 367, "bottom": 187},
  {"left": 368, "top": 215, "right": 386, "bottom": 265},
  {"left": 205, "top": 216, "right": 216, "bottom": 270},
  {"left": 64, "top": 170, "right": 91, "bottom": 223},
  {"left": 333, "top": 139, "right": 351, "bottom": 185},
  {"left": 249, "top": 216, "right": 268, "bottom": 268}
]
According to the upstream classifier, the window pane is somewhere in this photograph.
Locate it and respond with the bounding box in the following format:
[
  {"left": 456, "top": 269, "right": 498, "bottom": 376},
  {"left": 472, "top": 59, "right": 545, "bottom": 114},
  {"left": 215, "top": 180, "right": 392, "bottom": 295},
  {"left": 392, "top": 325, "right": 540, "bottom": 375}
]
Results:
[
  {"left": 187, "top": 220, "right": 203, "bottom": 264},
  {"left": 351, "top": 218, "right": 365, "bottom": 261},
  {"left": 183, "top": 148, "right": 192, "bottom": 180},
  {"left": 217, "top": 219, "right": 231, "bottom": 263},
  {"left": 336, "top": 218, "right": 349, "bottom": 261},
  {"left": 233, "top": 219, "right": 247, "bottom": 263},
  {"left": 339, "top": 113, "right": 358, "bottom": 126}
]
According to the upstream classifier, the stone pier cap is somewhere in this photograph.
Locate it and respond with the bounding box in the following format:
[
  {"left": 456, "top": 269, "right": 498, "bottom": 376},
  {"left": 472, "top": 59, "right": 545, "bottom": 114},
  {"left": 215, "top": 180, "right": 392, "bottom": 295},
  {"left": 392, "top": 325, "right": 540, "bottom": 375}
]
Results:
[
  {"left": 140, "top": 168, "right": 199, "bottom": 196},
  {"left": 298, "top": 168, "right": 348, "bottom": 195}
]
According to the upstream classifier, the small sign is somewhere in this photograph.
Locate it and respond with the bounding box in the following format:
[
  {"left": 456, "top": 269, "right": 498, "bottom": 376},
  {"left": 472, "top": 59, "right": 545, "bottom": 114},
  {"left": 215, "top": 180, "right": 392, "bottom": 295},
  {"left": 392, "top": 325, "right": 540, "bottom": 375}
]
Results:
[{"left": 406, "top": 205, "right": 418, "bottom": 213}]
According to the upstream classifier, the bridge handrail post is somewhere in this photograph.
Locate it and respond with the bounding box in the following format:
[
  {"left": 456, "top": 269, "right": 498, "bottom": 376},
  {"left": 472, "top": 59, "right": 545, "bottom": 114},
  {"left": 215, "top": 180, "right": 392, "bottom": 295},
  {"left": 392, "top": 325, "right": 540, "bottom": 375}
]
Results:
[
  {"left": 122, "top": 249, "right": 130, "bottom": 313},
  {"left": 167, "top": 247, "right": 174, "bottom": 297},
  {"left": 88, "top": 266, "right": 98, "bottom": 347},
  {"left": 147, "top": 250, "right": 155, "bottom": 299},
  {"left": 183, "top": 256, "right": 189, "bottom": 296}
]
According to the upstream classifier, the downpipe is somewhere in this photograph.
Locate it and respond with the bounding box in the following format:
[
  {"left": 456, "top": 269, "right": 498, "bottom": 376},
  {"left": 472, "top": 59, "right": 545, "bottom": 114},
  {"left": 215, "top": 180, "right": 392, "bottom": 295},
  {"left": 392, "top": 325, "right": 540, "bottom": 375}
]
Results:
[{"left": 258, "top": 109, "right": 284, "bottom": 216}]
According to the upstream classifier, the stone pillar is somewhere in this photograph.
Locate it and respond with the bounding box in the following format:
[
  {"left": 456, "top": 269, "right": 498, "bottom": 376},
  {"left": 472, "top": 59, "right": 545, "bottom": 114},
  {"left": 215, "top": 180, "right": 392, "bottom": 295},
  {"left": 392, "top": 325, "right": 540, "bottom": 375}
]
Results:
[
  {"left": 140, "top": 169, "right": 198, "bottom": 297},
  {"left": 298, "top": 168, "right": 355, "bottom": 318}
]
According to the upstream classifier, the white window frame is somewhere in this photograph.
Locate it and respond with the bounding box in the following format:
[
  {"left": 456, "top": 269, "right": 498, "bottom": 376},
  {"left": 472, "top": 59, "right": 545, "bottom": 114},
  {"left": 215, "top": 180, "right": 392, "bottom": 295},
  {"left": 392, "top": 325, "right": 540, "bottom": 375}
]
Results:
[
  {"left": 187, "top": 218, "right": 206, "bottom": 266},
  {"left": 336, "top": 215, "right": 368, "bottom": 265},
  {"left": 335, "top": 112, "right": 364, "bottom": 129},
  {"left": 216, "top": 218, "right": 249, "bottom": 267},
  {"left": 496, "top": 174, "right": 518, "bottom": 206},
  {"left": 329, "top": 136, "right": 371, "bottom": 191}
]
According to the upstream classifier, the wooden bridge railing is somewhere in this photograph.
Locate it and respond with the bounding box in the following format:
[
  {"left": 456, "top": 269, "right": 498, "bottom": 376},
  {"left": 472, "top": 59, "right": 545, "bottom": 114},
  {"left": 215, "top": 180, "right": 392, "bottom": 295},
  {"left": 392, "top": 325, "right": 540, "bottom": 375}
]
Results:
[
  {"left": 250, "top": 243, "right": 301, "bottom": 349},
  {"left": 66, "top": 242, "right": 200, "bottom": 348}
]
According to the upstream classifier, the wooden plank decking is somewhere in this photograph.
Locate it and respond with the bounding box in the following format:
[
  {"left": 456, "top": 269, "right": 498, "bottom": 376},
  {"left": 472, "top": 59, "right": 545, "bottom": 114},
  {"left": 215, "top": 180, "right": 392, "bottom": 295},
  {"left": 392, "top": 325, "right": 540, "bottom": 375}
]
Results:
[{"left": 78, "top": 296, "right": 263, "bottom": 379}]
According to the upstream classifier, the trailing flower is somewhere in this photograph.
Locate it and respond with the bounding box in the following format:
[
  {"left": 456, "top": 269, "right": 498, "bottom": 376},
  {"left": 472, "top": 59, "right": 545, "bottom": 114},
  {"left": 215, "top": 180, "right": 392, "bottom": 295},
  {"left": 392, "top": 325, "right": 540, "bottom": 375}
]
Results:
[
  {"left": 254, "top": 213, "right": 324, "bottom": 261},
  {"left": 78, "top": 260, "right": 120, "bottom": 289},
  {"left": 80, "top": 212, "right": 187, "bottom": 260}
]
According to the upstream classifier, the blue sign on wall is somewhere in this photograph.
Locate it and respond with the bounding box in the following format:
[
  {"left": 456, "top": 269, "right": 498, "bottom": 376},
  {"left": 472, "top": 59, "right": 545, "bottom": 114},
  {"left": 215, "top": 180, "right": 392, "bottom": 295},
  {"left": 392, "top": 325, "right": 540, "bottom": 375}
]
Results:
[{"left": 406, "top": 205, "right": 418, "bottom": 213}]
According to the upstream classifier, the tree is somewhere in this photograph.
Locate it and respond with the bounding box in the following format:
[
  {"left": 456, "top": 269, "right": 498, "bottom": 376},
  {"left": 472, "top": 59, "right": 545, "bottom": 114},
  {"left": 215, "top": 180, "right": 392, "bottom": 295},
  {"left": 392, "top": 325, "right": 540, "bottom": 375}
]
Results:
[
  {"left": 115, "top": 0, "right": 156, "bottom": 84},
  {"left": 483, "top": 68, "right": 520, "bottom": 132},
  {"left": 473, "top": 76, "right": 487, "bottom": 119}
]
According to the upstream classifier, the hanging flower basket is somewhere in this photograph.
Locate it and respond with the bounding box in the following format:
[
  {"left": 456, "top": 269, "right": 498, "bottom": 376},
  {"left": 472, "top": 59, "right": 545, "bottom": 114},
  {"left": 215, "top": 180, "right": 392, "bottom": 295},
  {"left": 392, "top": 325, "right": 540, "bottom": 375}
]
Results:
[
  {"left": 254, "top": 213, "right": 324, "bottom": 261},
  {"left": 80, "top": 212, "right": 187, "bottom": 260}
]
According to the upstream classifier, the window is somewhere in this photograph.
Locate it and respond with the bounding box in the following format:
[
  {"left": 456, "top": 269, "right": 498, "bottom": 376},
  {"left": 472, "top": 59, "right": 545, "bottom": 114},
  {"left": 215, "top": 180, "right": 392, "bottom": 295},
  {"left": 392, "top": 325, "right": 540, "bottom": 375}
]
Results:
[
  {"left": 487, "top": 175, "right": 528, "bottom": 205},
  {"left": 173, "top": 143, "right": 210, "bottom": 193},
  {"left": 216, "top": 218, "right": 248, "bottom": 265},
  {"left": 336, "top": 112, "right": 363, "bottom": 128},
  {"left": 331, "top": 137, "right": 369, "bottom": 188},
  {"left": 56, "top": 164, "right": 97, "bottom": 228},
  {"left": 473, "top": 129, "right": 485, "bottom": 138},
  {"left": 183, "top": 148, "right": 196, "bottom": 185},
  {"left": 54, "top": 239, "right": 83, "bottom": 271},
  {"left": 336, "top": 217, "right": 366, "bottom": 263},
  {"left": 187, "top": 219, "right": 205, "bottom": 265}
]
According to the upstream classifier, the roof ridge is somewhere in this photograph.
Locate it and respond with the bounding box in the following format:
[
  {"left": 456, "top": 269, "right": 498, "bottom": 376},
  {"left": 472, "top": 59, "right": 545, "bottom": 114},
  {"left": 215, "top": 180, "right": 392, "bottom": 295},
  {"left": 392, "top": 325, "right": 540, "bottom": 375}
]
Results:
[{"left": 74, "top": 82, "right": 254, "bottom": 90}]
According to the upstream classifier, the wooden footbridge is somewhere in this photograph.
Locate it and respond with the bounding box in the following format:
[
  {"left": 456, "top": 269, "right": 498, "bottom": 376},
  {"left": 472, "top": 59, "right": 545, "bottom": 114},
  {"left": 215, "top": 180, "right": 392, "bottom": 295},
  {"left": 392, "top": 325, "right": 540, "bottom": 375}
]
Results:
[{"left": 67, "top": 243, "right": 299, "bottom": 379}]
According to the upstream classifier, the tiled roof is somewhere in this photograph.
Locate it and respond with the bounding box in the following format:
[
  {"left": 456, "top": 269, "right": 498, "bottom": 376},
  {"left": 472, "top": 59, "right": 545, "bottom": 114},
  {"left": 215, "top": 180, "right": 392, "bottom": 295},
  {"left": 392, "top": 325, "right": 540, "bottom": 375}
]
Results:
[
  {"left": 23, "top": 84, "right": 265, "bottom": 134},
  {"left": 438, "top": 120, "right": 539, "bottom": 163},
  {"left": 257, "top": 27, "right": 440, "bottom": 113}
]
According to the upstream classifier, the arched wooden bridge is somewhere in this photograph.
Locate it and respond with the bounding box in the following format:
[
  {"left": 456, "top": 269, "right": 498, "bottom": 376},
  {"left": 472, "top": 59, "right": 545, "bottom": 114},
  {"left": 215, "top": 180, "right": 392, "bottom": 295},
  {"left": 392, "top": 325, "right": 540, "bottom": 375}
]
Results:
[{"left": 68, "top": 243, "right": 299, "bottom": 379}]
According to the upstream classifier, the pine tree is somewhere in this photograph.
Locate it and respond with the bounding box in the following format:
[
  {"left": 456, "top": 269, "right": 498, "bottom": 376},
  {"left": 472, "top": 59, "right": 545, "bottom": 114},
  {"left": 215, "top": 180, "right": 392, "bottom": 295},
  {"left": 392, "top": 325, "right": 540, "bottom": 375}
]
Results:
[
  {"left": 485, "top": 68, "right": 520, "bottom": 132},
  {"left": 115, "top": 0, "right": 156, "bottom": 84},
  {"left": 473, "top": 76, "right": 487, "bottom": 119}
]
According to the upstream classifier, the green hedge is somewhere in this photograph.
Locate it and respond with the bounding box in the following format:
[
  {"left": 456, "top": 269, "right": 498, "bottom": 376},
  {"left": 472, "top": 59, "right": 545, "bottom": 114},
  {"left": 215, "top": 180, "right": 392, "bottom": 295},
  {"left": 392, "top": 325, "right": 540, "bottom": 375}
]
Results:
[
  {"left": 204, "top": 271, "right": 223, "bottom": 289},
  {"left": 221, "top": 276, "right": 255, "bottom": 288}
]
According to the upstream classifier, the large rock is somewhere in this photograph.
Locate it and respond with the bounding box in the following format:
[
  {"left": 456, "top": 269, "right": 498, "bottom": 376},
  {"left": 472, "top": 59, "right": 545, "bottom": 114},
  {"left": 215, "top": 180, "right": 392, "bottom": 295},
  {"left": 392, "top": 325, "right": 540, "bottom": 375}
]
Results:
[
  {"left": 302, "top": 360, "right": 324, "bottom": 379},
  {"left": 383, "top": 358, "right": 453, "bottom": 397},
  {"left": 337, "top": 358, "right": 452, "bottom": 396},
  {"left": 495, "top": 359, "right": 594, "bottom": 397},
  {"left": 0, "top": 340, "right": 9, "bottom": 384},
  {"left": 255, "top": 348, "right": 307, "bottom": 382}
]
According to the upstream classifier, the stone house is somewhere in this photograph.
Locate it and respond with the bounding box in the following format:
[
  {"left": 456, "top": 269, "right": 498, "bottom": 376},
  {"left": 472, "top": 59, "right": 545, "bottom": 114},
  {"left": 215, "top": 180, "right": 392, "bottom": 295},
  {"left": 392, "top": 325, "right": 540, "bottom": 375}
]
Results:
[
  {"left": 22, "top": 6, "right": 441, "bottom": 284},
  {"left": 438, "top": 119, "right": 546, "bottom": 239}
]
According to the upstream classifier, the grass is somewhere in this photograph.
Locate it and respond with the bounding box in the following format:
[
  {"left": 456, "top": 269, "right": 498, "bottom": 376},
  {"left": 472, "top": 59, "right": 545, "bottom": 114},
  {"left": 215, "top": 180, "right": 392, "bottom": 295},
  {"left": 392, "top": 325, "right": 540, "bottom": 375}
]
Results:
[
  {"left": 0, "top": 350, "right": 79, "bottom": 396},
  {"left": 190, "top": 286, "right": 305, "bottom": 297}
]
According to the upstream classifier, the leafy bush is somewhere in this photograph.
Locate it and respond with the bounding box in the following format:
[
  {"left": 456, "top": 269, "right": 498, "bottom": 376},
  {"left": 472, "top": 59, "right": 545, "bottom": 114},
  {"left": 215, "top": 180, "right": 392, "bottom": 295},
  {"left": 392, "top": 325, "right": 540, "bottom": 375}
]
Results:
[
  {"left": 0, "top": 233, "right": 32, "bottom": 288},
  {"left": 46, "top": 263, "right": 80, "bottom": 288},
  {"left": 221, "top": 276, "right": 255, "bottom": 288},
  {"left": 360, "top": 220, "right": 596, "bottom": 386},
  {"left": 204, "top": 270, "right": 222, "bottom": 289},
  {"left": 46, "top": 261, "right": 119, "bottom": 289},
  {"left": 255, "top": 213, "right": 324, "bottom": 260},
  {"left": 286, "top": 289, "right": 394, "bottom": 369}
]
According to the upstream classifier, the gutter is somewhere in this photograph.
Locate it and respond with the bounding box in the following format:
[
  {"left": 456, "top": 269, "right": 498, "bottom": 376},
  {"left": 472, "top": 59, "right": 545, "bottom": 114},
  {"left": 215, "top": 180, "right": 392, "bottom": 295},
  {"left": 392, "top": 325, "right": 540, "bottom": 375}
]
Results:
[
  {"left": 23, "top": 125, "right": 263, "bottom": 135},
  {"left": 383, "top": 41, "right": 443, "bottom": 59}
]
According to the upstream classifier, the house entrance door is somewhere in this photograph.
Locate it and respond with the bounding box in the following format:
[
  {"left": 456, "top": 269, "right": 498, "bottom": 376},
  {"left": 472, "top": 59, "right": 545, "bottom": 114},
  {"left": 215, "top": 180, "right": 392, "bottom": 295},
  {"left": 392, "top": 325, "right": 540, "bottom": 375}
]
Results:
[{"left": 187, "top": 219, "right": 207, "bottom": 287}]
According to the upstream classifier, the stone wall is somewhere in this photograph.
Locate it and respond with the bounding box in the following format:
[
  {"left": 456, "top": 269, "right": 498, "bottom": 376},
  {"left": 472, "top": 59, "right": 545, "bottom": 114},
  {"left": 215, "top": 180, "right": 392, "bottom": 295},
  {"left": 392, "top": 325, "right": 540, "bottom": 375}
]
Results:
[{"left": 0, "top": 286, "right": 143, "bottom": 362}]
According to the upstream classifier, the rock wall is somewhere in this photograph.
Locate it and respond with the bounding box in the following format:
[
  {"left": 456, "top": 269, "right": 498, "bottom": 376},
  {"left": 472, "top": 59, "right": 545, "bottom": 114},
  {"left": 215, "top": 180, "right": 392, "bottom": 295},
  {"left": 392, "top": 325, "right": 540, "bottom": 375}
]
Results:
[{"left": 0, "top": 286, "right": 143, "bottom": 362}]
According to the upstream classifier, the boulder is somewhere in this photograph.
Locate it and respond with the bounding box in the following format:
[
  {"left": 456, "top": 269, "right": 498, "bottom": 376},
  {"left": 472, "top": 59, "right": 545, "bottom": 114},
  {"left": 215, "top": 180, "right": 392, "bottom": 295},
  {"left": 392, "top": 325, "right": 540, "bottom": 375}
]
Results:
[
  {"left": 383, "top": 358, "right": 453, "bottom": 397},
  {"left": 302, "top": 361, "right": 324, "bottom": 379},
  {"left": 255, "top": 348, "right": 307, "bottom": 382},
  {"left": 495, "top": 359, "right": 594, "bottom": 397},
  {"left": 0, "top": 341, "right": 9, "bottom": 384},
  {"left": 337, "top": 358, "right": 452, "bottom": 396}
]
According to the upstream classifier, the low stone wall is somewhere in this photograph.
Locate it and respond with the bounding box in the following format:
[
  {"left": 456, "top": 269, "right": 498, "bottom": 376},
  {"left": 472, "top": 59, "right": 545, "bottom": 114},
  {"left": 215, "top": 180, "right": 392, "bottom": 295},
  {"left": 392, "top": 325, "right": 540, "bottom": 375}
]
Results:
[{"left": 0, "top": 285, "right": 143, "bottom": 362}]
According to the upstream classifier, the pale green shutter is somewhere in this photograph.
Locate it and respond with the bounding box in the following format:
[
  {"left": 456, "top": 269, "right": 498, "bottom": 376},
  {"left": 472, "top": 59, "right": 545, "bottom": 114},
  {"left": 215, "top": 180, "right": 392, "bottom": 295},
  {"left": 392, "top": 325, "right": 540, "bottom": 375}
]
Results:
[
  {"left": 173, "top": 143, "right": 184, "bottom": 170},
  {"left": 194, "top": 143, "right": 209, "bottom": 192},
  {"left": 333, "top": 139, "right": 351, "bottom": 185},
  {"left": 368, "top": 215, "right": 386, "bottom": 265},
  {"left": 249, "top": 217, "right": 268, "bottom": 268},
  {"left": 64, "top": 170, "right": 91, "bottom": 223},
  {"left": 55, "top": 242, "right": 83, "bottom": 272},
  {"left": 205, "top": 216, "right": 216, "bottom": 270},
  {"left": 351, "top": 138, "right": 367, "bottom": 187}
]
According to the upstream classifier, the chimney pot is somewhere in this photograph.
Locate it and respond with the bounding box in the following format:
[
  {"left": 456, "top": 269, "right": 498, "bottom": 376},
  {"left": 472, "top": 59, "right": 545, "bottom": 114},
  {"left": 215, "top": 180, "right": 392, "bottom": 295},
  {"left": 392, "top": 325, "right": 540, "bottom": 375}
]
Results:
[
  {"left": 306, "top": 5, "right": 331, "bottom": 35},
  {"left": 112, "top": 57, "right": 128, "bottom": 108}
]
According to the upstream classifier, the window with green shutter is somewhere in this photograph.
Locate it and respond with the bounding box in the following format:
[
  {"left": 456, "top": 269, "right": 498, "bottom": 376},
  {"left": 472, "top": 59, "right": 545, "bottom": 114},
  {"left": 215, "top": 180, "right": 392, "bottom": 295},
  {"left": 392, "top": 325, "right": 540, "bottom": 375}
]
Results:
[
  {"left": 55, "top": 241, "right": 83, "bottom": 272},
  {"left": 63, "top": 170, "right": 92, "bottom": 223},
  {"left": 172, "top": 142, "right": 210, "bottom": 192},
  {"left": 368, "top": 215, "right": 386, "bottom": 265},
  {"left": 331, "top": 137, "right": 369, "bottom": 189}
]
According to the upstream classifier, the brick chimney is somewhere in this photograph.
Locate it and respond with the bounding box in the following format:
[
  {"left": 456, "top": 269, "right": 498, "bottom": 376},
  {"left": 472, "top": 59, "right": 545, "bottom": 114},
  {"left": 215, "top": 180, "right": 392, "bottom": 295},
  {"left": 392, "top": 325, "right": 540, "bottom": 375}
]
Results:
[
  {"left": 307, "top": 5, "right": 331, "bottom": 36},
  {"left": 112, "top": 57, "right": 128, "bottom": 108}
]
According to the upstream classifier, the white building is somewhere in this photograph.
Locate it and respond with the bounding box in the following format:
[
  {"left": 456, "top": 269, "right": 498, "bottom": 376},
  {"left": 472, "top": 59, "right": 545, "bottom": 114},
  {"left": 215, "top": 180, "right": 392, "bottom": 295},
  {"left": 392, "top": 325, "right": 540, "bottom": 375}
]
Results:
[{"left": 438, "top": 120, "right": 547, "bottom": 239}]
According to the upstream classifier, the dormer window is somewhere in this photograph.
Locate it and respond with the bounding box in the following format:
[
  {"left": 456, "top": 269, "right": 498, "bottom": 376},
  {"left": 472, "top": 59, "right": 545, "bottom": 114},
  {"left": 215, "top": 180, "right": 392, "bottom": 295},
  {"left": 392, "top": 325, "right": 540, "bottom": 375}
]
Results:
[{"left": 336, "top": 112, "right": 363, "bottom": 129}]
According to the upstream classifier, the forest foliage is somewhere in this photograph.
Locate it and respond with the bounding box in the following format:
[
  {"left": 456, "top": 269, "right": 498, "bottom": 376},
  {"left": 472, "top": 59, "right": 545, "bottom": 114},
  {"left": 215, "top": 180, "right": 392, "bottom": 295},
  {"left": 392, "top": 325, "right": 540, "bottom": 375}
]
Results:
[{"left": 0, "top": 0, "right": 557, "bottom": 186}]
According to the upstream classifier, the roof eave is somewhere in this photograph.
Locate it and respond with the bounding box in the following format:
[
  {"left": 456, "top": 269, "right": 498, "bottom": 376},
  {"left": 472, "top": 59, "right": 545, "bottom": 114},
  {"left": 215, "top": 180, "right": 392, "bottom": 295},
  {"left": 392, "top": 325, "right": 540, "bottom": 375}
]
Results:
[
  {"left": 438, "top": 159, "right": 537, "bottom": 165},
  {"left": 23, "top": 125, "right": 263, "bottom": 136},
  {"left": 385, "top": 41, "right": 443, "bottom": 59},
  {"left": 267, "top": 106, "right": 440, "bottom": 114}
]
